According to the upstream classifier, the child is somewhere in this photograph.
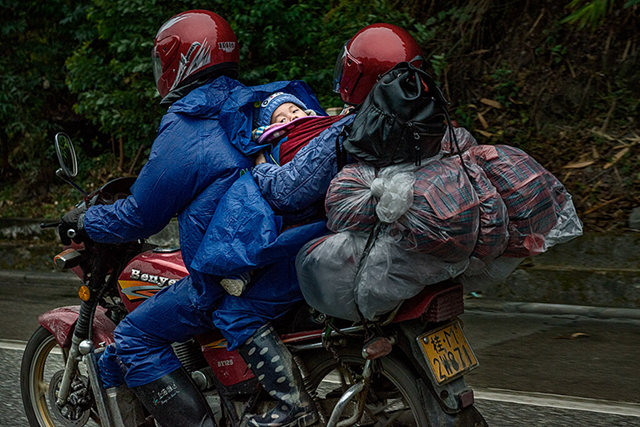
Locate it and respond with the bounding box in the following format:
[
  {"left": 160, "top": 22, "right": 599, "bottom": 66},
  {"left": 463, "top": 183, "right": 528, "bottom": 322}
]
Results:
[
  {"left": 219, "top": 92, "right": 345, "bottom": 296},
  {"left": 251, "top": 92, "right": 345, "bottom": 165}
]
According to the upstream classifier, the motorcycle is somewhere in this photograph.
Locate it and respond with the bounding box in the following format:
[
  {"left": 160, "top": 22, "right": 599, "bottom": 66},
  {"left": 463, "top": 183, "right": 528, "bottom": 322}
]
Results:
[{"left": 20, "top": 132, "right": 488, "bottom": 426}]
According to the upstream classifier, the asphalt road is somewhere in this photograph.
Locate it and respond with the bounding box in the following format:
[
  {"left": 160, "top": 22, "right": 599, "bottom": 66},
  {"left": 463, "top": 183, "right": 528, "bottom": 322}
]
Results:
[{"left": 2, "top": 277, "right": 640, "bottom": 426}]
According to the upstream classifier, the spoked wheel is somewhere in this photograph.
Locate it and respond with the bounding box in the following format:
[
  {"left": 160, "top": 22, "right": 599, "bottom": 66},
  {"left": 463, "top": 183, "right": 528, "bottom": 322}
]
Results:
[
  {"left": 20, "top": 326, "right": 101, "bottom": 427},
  {"left": 304, "top": 349, "right": 431, "bottom": 427}
]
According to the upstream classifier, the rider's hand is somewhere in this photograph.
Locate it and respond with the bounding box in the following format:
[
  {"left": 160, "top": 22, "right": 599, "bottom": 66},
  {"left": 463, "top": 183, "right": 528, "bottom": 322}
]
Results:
[{"left": 58, "top": 203, "right": 88, "bottom": 245}]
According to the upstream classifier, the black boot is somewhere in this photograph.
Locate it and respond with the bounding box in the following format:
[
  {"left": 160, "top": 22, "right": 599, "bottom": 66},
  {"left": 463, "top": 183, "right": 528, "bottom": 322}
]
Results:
[
  {"left": 132, "top": 367, "right": 216, "bottom": 427},
  {"left": 238, "top": 324, "right": 319, "bottom": 427}
]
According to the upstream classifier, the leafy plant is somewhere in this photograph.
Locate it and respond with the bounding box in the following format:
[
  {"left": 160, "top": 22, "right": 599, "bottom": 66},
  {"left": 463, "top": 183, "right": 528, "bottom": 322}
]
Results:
[
  {"left": 0, "top": 0, "right": 93, "bottom": 180},
  {"left": 562, "top": 0, "right": 640, "bottom": 29},
  {"left": 550, "top": 44, "right": 568, "bottom": 63},
  {"left": 490, "top": 67, "right": 520, "bottom": 107},
  {"left": 430, "top": 54, "right": 448, "bottom": 83}
]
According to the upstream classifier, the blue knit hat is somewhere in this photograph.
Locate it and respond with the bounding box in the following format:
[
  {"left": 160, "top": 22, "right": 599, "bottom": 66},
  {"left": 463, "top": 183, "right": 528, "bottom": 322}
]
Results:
[{"left": 255, "top": 92, "right": 308, "bottom": 128}]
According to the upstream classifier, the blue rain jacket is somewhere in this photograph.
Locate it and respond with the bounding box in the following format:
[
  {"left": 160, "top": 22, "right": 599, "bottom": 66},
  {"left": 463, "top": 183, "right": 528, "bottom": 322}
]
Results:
[
  {"left": 252, "top": 114, "right": 355, "bottom": 212},
  {"left": 88, "top": 76, "right": 352, "bottom": 388},
  {"left": 191, "top": 114, "right": 355, "bottom": 277},
  {"left": 89, "top": 76, "right": 336, "bottom": 388},
  {"left": 83, "top": 76, "right": 326, "bottom": 308}
]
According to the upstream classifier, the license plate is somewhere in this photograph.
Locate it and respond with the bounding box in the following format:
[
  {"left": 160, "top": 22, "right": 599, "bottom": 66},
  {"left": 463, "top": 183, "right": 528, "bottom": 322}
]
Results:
[{"left": 417, "top": 321, "right": 478, "bottom": 384}]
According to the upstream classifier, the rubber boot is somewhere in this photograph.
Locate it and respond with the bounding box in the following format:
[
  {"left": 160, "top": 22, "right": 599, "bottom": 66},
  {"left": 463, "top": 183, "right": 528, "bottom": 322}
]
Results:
[
  {"left": 132, "top": 367, "right": 216, "bottom": 427},
  {"left": 238, "top": 323, "right": 319, "bottom": 427}
]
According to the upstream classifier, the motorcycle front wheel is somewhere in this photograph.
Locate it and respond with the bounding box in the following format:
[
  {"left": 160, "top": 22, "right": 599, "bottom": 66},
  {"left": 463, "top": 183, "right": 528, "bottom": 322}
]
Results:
[
  {"left": 20, "top": 326, "right": 100, "bottom": 427},
  {"left": 304, "top": 348, "right": 431, "bottom": 426}
]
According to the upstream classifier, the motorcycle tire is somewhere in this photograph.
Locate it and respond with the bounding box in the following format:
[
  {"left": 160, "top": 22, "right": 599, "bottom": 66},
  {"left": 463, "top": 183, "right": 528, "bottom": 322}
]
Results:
[
  {"left": 302, "top": 347, "right": 432, "bottom": 426},
  {"left": 20, "top": 326, "right": 100, "bottom": 427}
]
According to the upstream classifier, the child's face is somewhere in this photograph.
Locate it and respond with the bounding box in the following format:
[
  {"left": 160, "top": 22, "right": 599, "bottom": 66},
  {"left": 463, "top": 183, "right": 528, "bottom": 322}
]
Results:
[{"left": 271, "top": 102, "right": 307, "bottom": 125}]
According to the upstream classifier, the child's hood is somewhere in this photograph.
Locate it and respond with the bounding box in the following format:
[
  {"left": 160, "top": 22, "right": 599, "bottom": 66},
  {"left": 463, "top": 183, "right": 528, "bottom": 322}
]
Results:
[{"left": 219, "top": 80, "right": 326, "bottom": 156}]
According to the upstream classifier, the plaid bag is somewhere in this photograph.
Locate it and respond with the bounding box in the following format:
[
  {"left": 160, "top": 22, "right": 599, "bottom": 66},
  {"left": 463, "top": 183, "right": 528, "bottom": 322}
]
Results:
[
  {"left": 464, "top": 145, "right": 568, "bottom": 257},
  {"left": 325, "top": 159, "right": 481, "bottom": 263},
  {"left": 399, "top": 159, "right": 479, "bottom": 262},
  {"left": 449, "top": 158, "right": 509, "bottom": 262}
]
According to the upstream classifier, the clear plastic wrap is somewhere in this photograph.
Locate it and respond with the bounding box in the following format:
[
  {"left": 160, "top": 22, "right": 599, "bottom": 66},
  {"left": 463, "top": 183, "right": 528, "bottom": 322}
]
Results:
[
  {"left": 454, "top": 256, "right": 524, "bottom": 293},
  {"left": 326, "top": 159, "right": 480, "bottom": 262},
  {"left": 355, "top": 233, "right": 469, "bottom": 319},
  {"left": 303, "top": 134, "right": 582, "bottom": 319},
  {"left": 324, "top": 163, "right": 378, "bottom": 233},
  {"left": 296, "top": 233, "right": 363, "bottom": 321},
  {"left": 456, "top": 192, "right": 582, "bottom": 293},
  {"left": 459, "top": 161, "right": 509, "bottom": 262},
  {"left": 440, "top": 126, "right": 478, "bottom": 154},
  {"left": 398, "top": 159, "right": 480, "bottom": 261},
  {"left": 463, "top": 145, "right": 582, "bottom": 257},
  {"left": 542, "top": 193, "right": 582, "bottom": 250},
  {"left": 296, "top": 231, "right": 469, "bottom": 321}
]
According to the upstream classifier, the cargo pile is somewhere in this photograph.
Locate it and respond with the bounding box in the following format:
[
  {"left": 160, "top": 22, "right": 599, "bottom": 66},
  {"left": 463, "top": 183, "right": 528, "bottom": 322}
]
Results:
[{"left": 297, "top": 127, "right": 583, "bottom": 321}]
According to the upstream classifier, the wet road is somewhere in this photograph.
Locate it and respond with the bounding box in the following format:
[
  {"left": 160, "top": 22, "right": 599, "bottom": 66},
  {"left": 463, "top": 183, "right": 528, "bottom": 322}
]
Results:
[{"left": 2, "top": 276, "right": 640, "bottom": 426}]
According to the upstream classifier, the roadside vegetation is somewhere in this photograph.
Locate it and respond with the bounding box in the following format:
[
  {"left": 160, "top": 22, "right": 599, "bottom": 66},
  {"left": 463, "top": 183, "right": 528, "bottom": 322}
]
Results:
[{"left": 1, "top": 0, "right": 639, "bottom": 234}]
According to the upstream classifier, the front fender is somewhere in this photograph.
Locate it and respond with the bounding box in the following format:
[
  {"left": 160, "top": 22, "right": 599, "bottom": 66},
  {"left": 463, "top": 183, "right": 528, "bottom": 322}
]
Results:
[{"left": 38, "top": 305, "right": 116, "bottom": 348}]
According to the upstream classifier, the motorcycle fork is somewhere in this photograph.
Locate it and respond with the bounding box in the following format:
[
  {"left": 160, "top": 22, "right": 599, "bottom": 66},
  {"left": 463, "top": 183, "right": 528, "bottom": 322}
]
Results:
[
  {"left": 55, "top": 301, "right": 93, "bottom": 405},
  {"left": 56, "top": 256, "right": 114, "bottom": 419}
]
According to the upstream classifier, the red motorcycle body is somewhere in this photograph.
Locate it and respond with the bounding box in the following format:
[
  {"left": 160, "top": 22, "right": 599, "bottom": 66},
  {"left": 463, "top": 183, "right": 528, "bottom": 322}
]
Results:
[
  {"left": 40, "top": 246, "right": 465, "bottom": 390},
  {"left": 116, "top": 249, "right": 186, "bottom": 312}
]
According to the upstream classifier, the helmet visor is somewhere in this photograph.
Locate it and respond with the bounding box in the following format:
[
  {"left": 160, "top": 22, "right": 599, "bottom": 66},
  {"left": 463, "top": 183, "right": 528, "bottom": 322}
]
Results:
[
  {"left": 332, "top": 42, "right": 348, "bottom": 94},
  {"left": 152, "top": 49, "right": 163, "bottom": 87},
  {"left": 333, "top": 41, "right": 363, "bottom": 104}
]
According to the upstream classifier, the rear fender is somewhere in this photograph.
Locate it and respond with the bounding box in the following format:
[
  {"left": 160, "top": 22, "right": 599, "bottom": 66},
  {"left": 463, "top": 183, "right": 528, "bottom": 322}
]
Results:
[
  {"left": 38, "top": 306, "right": 116, "bottom": 348},
  {"left": 394, "top": 281, "right": 464, "bottom": 323},
  {"left": 415, "top": 378, "right": 487, "bottom": 427}
]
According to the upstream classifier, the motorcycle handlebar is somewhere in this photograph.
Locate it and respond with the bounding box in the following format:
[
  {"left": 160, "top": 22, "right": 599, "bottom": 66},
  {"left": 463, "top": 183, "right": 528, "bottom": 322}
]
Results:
[{"left": 40, "top": 221, "right": 61, "bottom": 229}]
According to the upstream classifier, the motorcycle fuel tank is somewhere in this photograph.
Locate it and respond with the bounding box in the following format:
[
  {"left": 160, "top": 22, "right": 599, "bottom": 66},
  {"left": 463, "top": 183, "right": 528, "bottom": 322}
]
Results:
[{"left": 117, "top": 248, "right": 188, "bottom": 312}]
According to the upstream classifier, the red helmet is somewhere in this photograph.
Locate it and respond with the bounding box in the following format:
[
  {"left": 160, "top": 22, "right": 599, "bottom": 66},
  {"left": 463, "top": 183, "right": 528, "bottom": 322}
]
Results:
[
  {"left": 333, "top": 23, "right": 422, "bottom": 105},
  {"left": 152, "top": 10, "right": 240, "bottom": 99}
]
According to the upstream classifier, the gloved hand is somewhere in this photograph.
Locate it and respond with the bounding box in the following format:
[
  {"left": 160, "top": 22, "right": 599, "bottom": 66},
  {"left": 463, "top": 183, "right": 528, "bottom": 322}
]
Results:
[{"left": 58, "top": 203, "right": 88, "bottom": 245}]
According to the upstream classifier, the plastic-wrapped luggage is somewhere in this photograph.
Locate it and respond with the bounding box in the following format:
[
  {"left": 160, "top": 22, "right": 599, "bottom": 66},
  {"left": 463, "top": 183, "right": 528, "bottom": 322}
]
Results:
[
  {"left": 298, "top": 128, "right": 583, "bottom": 321},
  {"left": 325, "top": 158, "right": 511, "bottom": 264},
  {"left": 326, "top": 159, "right": 481, "bottom": 263},
  {"left": 462, "top": 145, "right": 577, "bottom": 257},
  {"left": 441, "top": 126, "right": 478, "bottom": 154},
  {"left": 296, "top": 231, "right": 469, "bottom": 321},
  {"left": 459, "top": 160, "right": 509, "bottom": 262}
]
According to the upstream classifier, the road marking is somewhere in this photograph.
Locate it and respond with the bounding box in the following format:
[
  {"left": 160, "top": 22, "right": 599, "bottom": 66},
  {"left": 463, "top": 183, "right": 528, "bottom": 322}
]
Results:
[
  {"left": 474, "top": 387, "right": 640, "bottom": 417},
  {"left": 0, "top": 340, "right": 26, "bottom": 351}
]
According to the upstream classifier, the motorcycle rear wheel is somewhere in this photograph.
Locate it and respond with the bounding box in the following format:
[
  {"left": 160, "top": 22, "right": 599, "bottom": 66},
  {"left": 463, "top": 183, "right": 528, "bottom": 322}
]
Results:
[
  {"left": 303, "top": 348, "right": 431, "bottom": 426},
  {"left": 20, "top": 326, "right": 100, "bottom": 427}
]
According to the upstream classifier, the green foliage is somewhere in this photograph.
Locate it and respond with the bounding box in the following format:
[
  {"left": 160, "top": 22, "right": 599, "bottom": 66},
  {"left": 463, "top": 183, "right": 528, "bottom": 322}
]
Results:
[
  {"left": 225, "top": 0, "right": 414, "bottom": 106},
  {"left": 65, "top": 0, "right": 182, "bottom": 160},
  {"left": 532, "top": 26, "right": 571, "bottom": 67},
  {"left": 562, "top": 0, "right": 612, "bottom": 29},
  {"left": 562, "top": 0, "right": 640, "bottom": 29},
  {"left": 430, "top": 54, "right": 448, "bottom": 84},
  {"left": 1, "top": 0, "right": 417, "bottom": 216},
  {"left": 65, "top": 0, "right": 415, "bottom": 157},
  {"left": 550, "top": 44, "right": 568, "bottom": 63},
  {"left": 0, "top": 0, "right": 91, "bottom": 178},
  {"left": 490, "top": 67, "right": 520, "bottom": 107},
  {"left": 2, "top": 0, "right": 640, "bottom": 226}
]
